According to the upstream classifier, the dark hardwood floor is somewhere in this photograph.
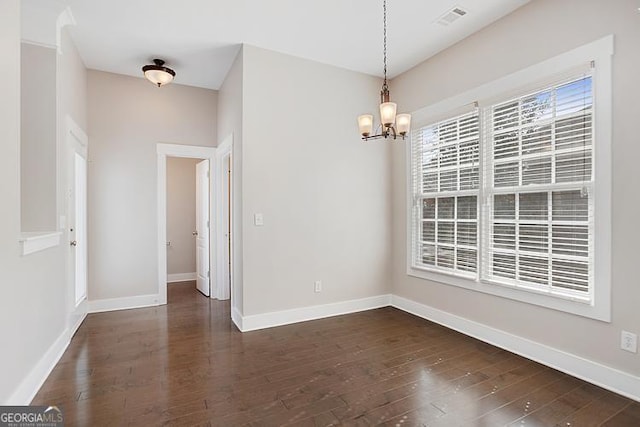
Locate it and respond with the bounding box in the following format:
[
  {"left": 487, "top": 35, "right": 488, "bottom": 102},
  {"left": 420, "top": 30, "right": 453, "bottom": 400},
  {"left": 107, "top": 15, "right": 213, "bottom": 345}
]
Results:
[{"left": 33, "top": 282, "right": 639, "bottom": 426}]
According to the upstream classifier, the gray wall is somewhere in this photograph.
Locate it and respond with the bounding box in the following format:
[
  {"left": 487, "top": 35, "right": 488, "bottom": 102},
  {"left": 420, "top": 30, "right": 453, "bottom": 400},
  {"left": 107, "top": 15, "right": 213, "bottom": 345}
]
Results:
[
  {"left": 20, "top": 43, "right": 57, "bottom": 232},
  {"left": 0, "top": 6, "right": 87, "bottom": 403},
  {"left": 240, "top": 45, "right": 391, "bottom": 316},
  {"left": 216, "top": 47, "right": 244, "bottom": 313},
  {"left": 390, "top": 0, "right": 640, "bottom": 377},
  {"left": 87, "top": 71, "right": 218, "bottom": 300},
  {"left": 167, "top": 157, "right": 198, "bottom": 276}
]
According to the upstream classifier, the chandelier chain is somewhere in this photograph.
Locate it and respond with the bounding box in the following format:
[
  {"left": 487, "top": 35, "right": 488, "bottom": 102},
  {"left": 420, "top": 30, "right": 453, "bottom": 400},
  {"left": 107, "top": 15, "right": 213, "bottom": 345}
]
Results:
[{"left": 383, "top": 0, "right": 388, "bottom": 90}]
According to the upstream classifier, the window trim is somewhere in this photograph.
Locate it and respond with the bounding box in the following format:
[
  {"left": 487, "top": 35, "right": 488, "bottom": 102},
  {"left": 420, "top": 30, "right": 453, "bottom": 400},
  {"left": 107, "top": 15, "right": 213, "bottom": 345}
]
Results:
[{"left": 405, "top": 35, "right": 613, "bottom": 322}]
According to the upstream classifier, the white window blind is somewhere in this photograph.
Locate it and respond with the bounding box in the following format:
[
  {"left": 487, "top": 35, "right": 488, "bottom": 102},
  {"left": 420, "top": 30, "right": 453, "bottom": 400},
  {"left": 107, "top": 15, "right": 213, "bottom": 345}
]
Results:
[
  {"left": 481, "top": 75, "right": 594, "bottom": 300},
  {"left": 410, "top": 72, "right": 595, "bottom": 302},
  {"left": 411, "top": 111, "right": 479, "bottom": 276}
]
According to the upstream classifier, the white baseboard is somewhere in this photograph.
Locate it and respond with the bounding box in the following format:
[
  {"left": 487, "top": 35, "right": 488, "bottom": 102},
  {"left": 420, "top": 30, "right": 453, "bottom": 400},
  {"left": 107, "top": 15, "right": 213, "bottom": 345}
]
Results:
[
  {"left": 167, "top": 272, "right": 197, "bottom": 283},
  {"left": 89, "top": 294, "right": 160, "bottom": 314},
  {"left": 391, "top": 295, "right": 640, "bottom": 403},
  {"left": 231, "top": 306, "right": 243, "bottom": 331},
  {"left": 69, "top": 311, "right": 87, "bottom": 339},
  {"left": 7, "top": 327, "right": 71, "bottom": 405},
  {"left": 9, "top": 292, "right": 638, "bottom": 405},
  {"left": 237, "top": 294, "right": 392, "bottom": 332}
]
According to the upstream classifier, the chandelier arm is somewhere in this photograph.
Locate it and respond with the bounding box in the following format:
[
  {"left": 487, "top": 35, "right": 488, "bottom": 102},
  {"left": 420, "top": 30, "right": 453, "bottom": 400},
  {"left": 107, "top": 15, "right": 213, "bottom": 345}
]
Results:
[{"left": 361, "top": 123, "right": 401, "bottom": 141}]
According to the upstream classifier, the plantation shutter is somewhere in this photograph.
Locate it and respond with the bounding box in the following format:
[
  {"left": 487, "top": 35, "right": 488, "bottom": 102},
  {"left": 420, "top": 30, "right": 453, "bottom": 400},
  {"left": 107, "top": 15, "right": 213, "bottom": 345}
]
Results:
[
  {"left": 411, "top": 110, "right": 480, "bottom": 276},
  {"left": 480, "top": 71, "right": 594, "bottom": 299}
]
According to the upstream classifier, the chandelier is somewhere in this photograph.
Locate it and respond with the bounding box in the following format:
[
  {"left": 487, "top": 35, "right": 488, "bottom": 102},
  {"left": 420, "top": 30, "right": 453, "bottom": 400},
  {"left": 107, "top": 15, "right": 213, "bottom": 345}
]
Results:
[{"left": 358, "top": 0, "right": 411, "bottom": 141}]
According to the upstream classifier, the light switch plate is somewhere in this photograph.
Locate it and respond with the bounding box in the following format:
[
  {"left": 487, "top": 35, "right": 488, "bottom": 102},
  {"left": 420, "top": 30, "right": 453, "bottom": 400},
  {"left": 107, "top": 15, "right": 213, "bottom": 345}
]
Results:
[{"left": 254, "top": 213, "right": 264, "bottom": 226}]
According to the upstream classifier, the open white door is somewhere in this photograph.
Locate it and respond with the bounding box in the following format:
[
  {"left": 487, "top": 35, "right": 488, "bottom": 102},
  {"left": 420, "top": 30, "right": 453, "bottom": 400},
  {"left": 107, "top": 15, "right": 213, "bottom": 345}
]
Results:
[
  {"left": 73, "top": 153, "right": 88, "bottom": 305},
  {"left": 195, "top": 160, "right": 211, "bottom": 296},
  {"left": 222, "top": 156, "right": 231, "bottom": 298},
  {"left": 67, "top": 117, "right": 88, "bottom": 335}
]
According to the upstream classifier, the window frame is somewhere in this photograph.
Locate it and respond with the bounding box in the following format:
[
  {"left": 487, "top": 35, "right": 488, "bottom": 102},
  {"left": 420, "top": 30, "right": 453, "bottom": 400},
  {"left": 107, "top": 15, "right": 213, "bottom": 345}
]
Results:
[{"left": 405, "top": 35, "right": 613, "bottom": 322}]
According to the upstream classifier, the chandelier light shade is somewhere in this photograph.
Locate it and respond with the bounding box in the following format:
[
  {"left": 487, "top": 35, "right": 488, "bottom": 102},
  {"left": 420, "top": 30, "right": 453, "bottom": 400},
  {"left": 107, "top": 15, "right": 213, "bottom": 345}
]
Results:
[
  {"left": 396, "top": 113, "right": 412, "bottom": 135},
  {"left": 142, "top": 59, "right": 175, "bottom": 87},
  {"left": 357, "top": 114, "right": 374, "bottom": 137},
  {"left": 358, "top": 0, "right": 411, "bottom": 141},
  {"left": 379, "top": 102, "right": 397, "bottom": 127}
]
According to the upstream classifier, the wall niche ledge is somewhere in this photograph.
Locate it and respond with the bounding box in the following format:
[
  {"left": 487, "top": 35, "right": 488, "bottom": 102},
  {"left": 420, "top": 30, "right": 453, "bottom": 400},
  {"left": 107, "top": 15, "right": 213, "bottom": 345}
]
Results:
[{"left": 19, "top": 231, "right": 62, "bottom": 256}]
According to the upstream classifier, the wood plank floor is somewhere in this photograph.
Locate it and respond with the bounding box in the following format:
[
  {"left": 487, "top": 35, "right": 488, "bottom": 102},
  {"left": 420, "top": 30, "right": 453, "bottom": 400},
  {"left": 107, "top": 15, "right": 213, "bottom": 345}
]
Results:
[{"left": 33, "top": 282, "right": 639, "bottom": 426}]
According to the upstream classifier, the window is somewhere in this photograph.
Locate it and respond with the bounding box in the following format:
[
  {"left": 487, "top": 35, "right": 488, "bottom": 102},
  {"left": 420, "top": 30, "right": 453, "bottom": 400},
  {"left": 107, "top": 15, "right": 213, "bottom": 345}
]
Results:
[
  {"left": 482, "top": 76, "right": 594, "bottom": 300},
  {"left": 411, "top": 112, "right": 479, "bottom": 277},
  {"left": 407, "top": 36, "right": 612, "bottom": 321}
]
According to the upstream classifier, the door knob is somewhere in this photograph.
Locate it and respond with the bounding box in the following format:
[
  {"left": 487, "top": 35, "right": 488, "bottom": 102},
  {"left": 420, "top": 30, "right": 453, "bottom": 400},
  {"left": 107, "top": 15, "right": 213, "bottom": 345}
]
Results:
[
  {"left": 70, "top": 240, "right": 77, "bottom": 246},
  {"left": 192, "top": 231, "right": 198, "bottom": 236}
]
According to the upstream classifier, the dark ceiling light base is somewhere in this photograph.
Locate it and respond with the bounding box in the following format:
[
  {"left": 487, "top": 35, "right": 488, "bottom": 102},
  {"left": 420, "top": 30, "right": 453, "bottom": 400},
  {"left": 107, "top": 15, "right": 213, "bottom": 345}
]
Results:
[{"left": 142, "top": 59, "right": 176, "bottom": 87}]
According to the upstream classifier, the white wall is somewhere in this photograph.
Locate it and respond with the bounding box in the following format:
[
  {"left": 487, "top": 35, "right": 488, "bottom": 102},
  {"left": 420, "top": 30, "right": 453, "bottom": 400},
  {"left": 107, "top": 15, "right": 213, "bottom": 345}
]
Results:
[
  {"left": 390, "top": 0, "right": 640, "bottom": 377},
  {"left": 20, "top": 42, "right": 57, "bottom": 232},
  {"left": 216, "top": 47, "right": 244, "bottom": 314},
  {"left": 240, "top": 45, "right": 391, "bottom": 316},
  {"left": 87, "top": 71, "right": 217, "bottom": 300},
  {"left": 0, "top": 4, "right": 87, "bottom": 403},
  {"left": 166, "top": 157, "right": 198, "bottom": 276}
]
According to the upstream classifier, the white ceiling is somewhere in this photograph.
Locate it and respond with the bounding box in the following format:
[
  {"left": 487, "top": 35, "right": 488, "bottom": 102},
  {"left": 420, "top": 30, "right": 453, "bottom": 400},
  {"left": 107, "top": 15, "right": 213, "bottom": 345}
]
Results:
[{"left": 25, "top": 0, "right": 530, "bottom": 90}]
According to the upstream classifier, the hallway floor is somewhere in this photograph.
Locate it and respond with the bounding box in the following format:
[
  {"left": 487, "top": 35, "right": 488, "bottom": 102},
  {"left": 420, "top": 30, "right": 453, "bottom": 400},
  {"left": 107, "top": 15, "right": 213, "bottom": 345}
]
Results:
[{"left": 32, "top": 282, "right": 639, "bottom": 426}]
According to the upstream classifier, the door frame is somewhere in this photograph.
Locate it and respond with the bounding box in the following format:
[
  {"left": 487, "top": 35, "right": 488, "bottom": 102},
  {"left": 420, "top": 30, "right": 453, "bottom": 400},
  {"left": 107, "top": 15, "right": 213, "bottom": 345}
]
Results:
[
  {"left": 66, "top": 116, "right": 89, "bottom": 336},
  {"left": 215, "top": 135, "right": 232, "bottom": 300},
  {"left": 157, "top": 143, "right": 216, "bottom": 305}
]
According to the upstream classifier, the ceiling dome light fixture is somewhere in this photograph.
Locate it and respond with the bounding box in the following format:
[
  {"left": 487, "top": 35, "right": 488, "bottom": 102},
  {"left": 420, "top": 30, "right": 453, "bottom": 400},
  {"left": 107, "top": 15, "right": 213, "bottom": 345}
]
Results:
[
  {"left": 358, "top": 0, "right": 411, "bottom": 141},
  {"left": 142, "top": 58, "right": 175, "bottom": 87}
]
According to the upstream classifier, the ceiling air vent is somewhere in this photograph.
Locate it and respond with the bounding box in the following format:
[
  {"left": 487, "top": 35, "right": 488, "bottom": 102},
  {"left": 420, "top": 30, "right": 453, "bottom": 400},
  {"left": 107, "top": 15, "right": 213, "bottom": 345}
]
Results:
[{"left": 436, "top": 6, "right": 468, "bottom": 26}]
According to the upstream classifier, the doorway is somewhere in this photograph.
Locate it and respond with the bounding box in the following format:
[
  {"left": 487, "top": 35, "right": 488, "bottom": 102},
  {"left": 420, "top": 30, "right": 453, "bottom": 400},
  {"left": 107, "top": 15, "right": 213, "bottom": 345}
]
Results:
[
  {"left": 166, "top": 157, "right": 210, "bottom": 297},
  {"left": 66, "top": 116, "right": 88, "bottom": 335},
  {"left": 157, "top": 143, "right": 228, "bottom": 306}
]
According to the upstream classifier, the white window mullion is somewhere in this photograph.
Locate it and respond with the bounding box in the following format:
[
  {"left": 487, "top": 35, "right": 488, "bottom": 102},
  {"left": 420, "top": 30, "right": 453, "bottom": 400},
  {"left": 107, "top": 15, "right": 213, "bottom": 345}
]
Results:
[
  {"left": 551, "top": 87, "right": 558, "bottom": 185},
  {"left": 515, "top": 191, "right": 520, "bottom": 282},
  {"left": 547, "top": 190, "right": 553, "bottom": 291},
  {"left": 518, "top": 99, "right": 523, "bottom": 187},
  {"left": 477, "top": 105, "right": 486, "bottom": 282},
  {"left": 453, "top": 197, "right": 458, "bottom": 271},
  {"left": 434, "top": 199, "right": 439, "bottom": 268}
]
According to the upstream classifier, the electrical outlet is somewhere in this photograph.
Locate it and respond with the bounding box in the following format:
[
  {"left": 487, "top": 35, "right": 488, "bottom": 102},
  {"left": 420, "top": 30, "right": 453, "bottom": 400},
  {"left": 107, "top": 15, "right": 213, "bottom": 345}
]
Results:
[
  {"left": 621, "top": 331, "right": 637, "bottom": 353},
  {"left": 314, "top": 280, "right": 322, "bottom": 293}
]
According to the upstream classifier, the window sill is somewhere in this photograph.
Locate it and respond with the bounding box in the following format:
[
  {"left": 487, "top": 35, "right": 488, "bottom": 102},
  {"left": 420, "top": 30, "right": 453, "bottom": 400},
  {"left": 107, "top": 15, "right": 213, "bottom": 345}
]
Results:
[
  {"left": 407, "top": 266, "right": 610, "bottom": 322},
  {"left": 19, "top": 231, "right": 62, "bottom": 256}
]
